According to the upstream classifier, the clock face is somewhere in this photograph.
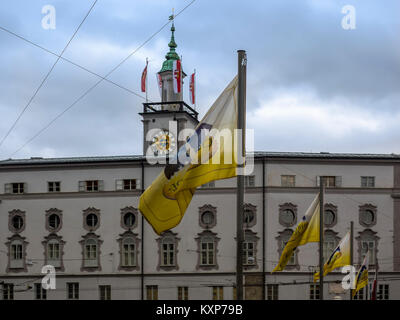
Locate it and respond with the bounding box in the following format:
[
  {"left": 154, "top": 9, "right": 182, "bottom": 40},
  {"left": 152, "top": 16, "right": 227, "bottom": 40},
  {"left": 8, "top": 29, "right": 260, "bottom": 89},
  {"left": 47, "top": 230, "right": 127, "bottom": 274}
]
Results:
[{"left": 150, "top": 129, "right": 176, "bottom": 155}]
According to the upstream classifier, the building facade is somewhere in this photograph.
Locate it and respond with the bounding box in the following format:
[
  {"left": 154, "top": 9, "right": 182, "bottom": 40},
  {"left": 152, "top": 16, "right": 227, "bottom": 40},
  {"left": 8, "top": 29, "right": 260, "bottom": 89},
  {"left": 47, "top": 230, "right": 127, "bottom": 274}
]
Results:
[{"left": 1, "top": 23, "right": 400, "bottom": 301}]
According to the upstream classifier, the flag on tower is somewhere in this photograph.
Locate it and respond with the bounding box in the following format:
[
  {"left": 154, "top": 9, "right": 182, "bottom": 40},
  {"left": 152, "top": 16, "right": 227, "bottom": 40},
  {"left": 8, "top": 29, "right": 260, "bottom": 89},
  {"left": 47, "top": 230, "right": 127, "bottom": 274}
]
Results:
[
  {"left": 189, "top": 71, "right": 195, "bottom": 105},
  {"left": 314, "top": 231, "right": 351, "bottom": 282},
  {"left": 272, "top": 193, "right": 320, "bottom": 272},
  {"left": 352, "top": 254, "right": 369, "bottom": 297},
  {"left": 156, "top": 73, "right": 162, "bottom": 99},
  {"left": 141, "top": 60, "right": 148, "bottom": 92},
  {"left": 172, "top": 59, "right": 182, "bottom": 94},
  {"left": 139, "top": 76, "right": 239, "bottom": 235}
]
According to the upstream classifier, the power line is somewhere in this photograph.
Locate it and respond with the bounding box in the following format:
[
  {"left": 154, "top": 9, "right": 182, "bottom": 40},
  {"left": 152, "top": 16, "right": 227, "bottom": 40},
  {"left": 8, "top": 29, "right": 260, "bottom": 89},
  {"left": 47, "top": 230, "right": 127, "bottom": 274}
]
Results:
[
  {"left": 7, "top": 0, "right": 197, "bottom": 158},
  {"left": 0, "top": 0, "right": 98, "bottom": 149},
  {"left": 0, "top": 25, "right": 149, "bottom": 102}
]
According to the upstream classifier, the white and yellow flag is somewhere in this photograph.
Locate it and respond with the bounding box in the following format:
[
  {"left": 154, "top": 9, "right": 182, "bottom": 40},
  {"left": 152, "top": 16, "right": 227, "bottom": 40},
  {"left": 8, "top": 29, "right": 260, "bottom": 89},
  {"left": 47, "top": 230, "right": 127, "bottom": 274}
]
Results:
[
  {"left": 314, "top": 231, "right": 351, "bottom": 282},
  {"left": 272, "top": 193, "right": 320, "bottom": 272},
  {"left": 139, "top": 76, "right": 239, "bottom": 235},
  {"left": 352, "top": 253, "right": 369, "bottom": 297}
]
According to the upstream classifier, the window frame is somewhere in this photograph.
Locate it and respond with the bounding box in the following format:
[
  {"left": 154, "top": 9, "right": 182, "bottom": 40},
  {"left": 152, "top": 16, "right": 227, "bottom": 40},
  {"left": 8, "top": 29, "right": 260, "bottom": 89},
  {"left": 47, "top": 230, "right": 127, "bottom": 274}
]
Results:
[
  {"left": 48, "top": 181, "right": 61, "bottom": 192},
  {"left": 281, "top": 175, "right": 296, "bottom": 187},
  {"left": 67, "top": 282, "right": 79, "bottom": 300},
  {"left": 195, "top": 230, "right": 220, "bottom": 270},
  {"left": 157, "top": 231, "right": 180, "bottom": 271}
]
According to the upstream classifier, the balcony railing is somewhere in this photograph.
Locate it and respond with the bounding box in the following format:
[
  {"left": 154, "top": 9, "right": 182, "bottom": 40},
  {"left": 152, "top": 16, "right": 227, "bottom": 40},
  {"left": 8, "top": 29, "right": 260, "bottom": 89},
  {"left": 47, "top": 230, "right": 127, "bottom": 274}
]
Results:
[{"left": 142, "top": 101, "right": 198, "bottom": 120}]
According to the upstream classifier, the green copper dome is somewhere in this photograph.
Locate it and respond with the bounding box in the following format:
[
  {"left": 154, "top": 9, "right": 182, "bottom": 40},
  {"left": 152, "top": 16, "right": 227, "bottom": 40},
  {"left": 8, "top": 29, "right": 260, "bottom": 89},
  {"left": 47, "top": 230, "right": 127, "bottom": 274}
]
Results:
[{"left": 159, "top": 22, "right": 181, "bottom": 73}]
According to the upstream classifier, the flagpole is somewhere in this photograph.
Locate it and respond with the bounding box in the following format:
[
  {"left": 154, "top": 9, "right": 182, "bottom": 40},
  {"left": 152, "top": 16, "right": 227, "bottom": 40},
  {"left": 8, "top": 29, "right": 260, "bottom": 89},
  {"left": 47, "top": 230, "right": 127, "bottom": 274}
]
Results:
[
  {"left": 350, "top": 221, "right": 354, "bottom": 300},
  {"left": 236, "top": 49, "right": 246, "bottom": 300},
  {"left": 194, "top": 68, "right": 196, "bottom": 111},
  {"left": 145, "top": 57, "right": 148, "bottom": 103},
  {"left": 319, "top": 177, "right": 324, "bottom": 300}
]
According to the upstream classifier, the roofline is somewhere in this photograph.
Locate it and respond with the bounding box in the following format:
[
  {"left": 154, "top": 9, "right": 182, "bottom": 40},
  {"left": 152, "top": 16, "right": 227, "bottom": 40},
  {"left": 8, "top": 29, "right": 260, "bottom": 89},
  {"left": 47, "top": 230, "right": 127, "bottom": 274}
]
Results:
[{"left": 1, "top": 151, "right": 400, "bottom": 169}]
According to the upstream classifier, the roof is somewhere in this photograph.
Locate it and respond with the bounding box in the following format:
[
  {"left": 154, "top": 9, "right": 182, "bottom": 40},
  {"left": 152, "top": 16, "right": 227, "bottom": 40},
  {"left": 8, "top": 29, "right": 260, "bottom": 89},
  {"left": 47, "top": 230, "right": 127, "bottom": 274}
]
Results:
[{"left": 1, "top": 151, "right": 400, "bottom": 167}]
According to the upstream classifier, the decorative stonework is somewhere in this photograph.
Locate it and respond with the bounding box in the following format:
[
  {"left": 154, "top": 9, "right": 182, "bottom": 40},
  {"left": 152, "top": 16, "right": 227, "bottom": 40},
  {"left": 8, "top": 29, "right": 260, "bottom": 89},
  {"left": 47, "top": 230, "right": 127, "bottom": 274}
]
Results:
[
  {"left": 5, "top": 234, "right": 29, "bottom": 273},
  {"left": 278, "top": 203, "right": 297, "bottom": 227},
  {"left": 199, "top": 204, "right": 217, "bottom": 229},
  {"left": 195, "top": 230, "right": 220, "bottom": 271},
  {"left": 356, "top": 229, "right": 380, "bottom": 268},
  {"left": 8, "top": 209, "right": 26, "bottom": 234},
  {"left": 156, "top": 231, "right": 180, "bottom": 271},
  {"left": 117, "top": 231, "right": 140, "bottom": 271},
  {"left": 324, "top": 203, "right": 338, "bottom": 228},
  {"left": 243, "top": 229, "right": 259, "bottom": 270},
  {"left": 79, "top": 233, "right": 103, "bottom": 272},
  {"left": 42, "top": 233, "right": 65, "bottom": 271},
  {"left": 243, "top": 203, "right": 257, "bottom": 228},
  {"left": 82, "top": 207, "right": 101, "bottom": 232},
  {"left": 359, "top": 204, "right": 377, "bottom": 227},
  {"left": 45, "top": 208, "right": 63, "bottom": 233},
  {"left": 120, "top": 207, "right": 139, "bottom": 231},
  {"left": 276, "top": 229, "right": 300, "bottom": 270}
]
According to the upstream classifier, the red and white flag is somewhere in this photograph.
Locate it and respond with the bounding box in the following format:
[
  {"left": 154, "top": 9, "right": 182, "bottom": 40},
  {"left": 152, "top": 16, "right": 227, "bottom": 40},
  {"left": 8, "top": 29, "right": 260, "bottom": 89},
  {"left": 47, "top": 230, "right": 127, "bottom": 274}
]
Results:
[
  {"left": 189, "top": 71, "right": 195, "bottom": 105},
  {"left": 156, "top": 73, "right": 162, "bottom": 98},
  {"left": 371, "top": 265, "right": 378, "bottom": 300},
  {"left": 141, "top": 61, "right": 148, "bottom": 92},
  {"left": 172, "top": 59, "right": 182, "bottom": 94}
]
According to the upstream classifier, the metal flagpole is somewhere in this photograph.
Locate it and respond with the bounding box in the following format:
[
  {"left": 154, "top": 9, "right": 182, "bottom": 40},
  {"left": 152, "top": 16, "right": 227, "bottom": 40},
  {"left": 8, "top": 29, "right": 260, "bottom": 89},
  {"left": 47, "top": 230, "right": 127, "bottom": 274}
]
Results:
[
  {"left": 350, "top": 221, "right": 354, "bottom": 300},
  {"left": 193, "top": 68, "right": 196, "bottom": 111},
  {"left": 236, "top": 50, "right": 247, "bottom": 300},
  {"left": 319, "top": 176, "right": 324, "bottom": 300}
]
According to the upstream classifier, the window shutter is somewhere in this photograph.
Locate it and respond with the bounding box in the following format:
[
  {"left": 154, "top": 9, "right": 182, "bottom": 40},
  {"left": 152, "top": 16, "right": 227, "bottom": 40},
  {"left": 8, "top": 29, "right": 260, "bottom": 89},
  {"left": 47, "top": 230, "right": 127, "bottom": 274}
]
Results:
[
  {"left": 5, "top": 183, "right": 11, "bottom": 194},
  {"left": 98, "top": 180, "right": 104, "bottom": 191},
  {"left": 78, "top": 181, "right": 85, "bottom": 192},
  {"left": 135, "top": 179, "right": 141, "bottom": 190},
  {"left": 335, "top": 176, "right": 342, "bottom": 187},
  {"left": 23, "top": 183, "right": 27, "bottom": 193},
  {"left": 115, "top": 179, "right": 123, "bottom": 191},
  {"left": 316, "top": 176, "right": 320, "bottom": 187}
]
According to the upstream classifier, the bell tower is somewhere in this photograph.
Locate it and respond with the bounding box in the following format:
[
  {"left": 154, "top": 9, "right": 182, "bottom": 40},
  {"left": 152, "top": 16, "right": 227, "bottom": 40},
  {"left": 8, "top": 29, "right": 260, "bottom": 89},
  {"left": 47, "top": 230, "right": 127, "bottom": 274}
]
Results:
[{"left": 140, "top": 19, "right": 199, "bottom": 156}]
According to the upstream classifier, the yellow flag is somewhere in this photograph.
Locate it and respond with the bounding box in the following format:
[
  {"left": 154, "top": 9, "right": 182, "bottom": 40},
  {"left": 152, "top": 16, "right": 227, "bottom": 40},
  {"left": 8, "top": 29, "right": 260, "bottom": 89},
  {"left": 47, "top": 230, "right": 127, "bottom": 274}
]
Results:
[
  {"left": 139, "top": 77, "right": 239, "bottom": 235},
  {"left": 314, "top": 231, "right": 351, "bottom": 282},
  {"left": 272, "top": 194, "right": 320, "bottom": 272},
  {"left": 352, "top": 254, "right": 369, "bottom": 297}
]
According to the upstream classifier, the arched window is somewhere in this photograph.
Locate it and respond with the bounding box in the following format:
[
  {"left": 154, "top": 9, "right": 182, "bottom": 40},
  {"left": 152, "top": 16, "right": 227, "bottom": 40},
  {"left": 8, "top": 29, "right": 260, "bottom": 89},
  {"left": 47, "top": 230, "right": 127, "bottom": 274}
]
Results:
[
  {"left": 357, "top": 229, "right": 379, "bottom": 267},
  {"left": 80, "top": 233, "right": 103, "bottom": 271},
  {"left": 157, "top": 231, "right": 180, "bottom": 271},
  {"left": 195, "top": 231, "right": 220, "bottom": 270},
  {"left": 6, "top": 234, "right": 28, "bottom": 272},
  {"left": 323, "top": 230, "right": 340, "bottom": 262},
  {"left": 122, "top": 237, "right": 136, "bottom": 267},
  {"left": 42, "top": 234, "right": 65, "bottom": 270}
]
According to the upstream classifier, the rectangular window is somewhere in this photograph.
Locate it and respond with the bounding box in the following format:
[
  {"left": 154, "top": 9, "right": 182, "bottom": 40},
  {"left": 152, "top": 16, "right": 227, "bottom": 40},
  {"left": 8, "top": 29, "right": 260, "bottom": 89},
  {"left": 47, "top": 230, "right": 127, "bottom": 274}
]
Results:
[
  {"left": 178, "top": 286, "right": 189, "bottom": 300},
  {"left": 243, "top": 241, "right": 255, "bottom": 265},
  {"left": 281, "top": 175, "right": 295, "bottom": 187},
  {"left": 35, "top": 283, "right": 47, "bottom": 300},
  {"left": 201, "top": 241, "right": 215, "bottom": 265},
  {"left": 353, "top": 287, "right": 364, "bottom": 300},
  {"left": 377, "top": 284, "right": 389, "bottom": 300},
  {"left": 79, "top": 180, "right": 103, "bottom": 192},
  {"left": 146, "top": 285, "right": 158, "bottom": 300},
  {"left": 201, "top": 181, "right": 215, "bottom": 188},
  {"left": 267, "top": 284, "right": 279, "bottom": 300},
  {"left": 282, "top": 240, "right": 296, "bottom": 266},
  {"left": 3, "top": 284, "right": 14, "bottom": 300},
  {"left": 48, "top": 181, "right": 61, "bottom": 192},
  {"left": 245, "top": 175, "right": 255, "bottom": 187},
  {"left": 162, "top": 243, "right": 175, "bottom": 266},
  {"left": 361, "top": 176, "right": 375, "bottom": 188},
  {"left": 318, "top": 176, "right": 341, "bottom": 187},
  {"left": 122, "top": 243, "right": 136, "bottom": 267},
  {"left": 212, "top": 286, "right": 224, "bottom": 300},
  {"left": 48, "top": 243, "right": 60, "bottom": 260},
  {"left": 99, "top": 285, "right": 111, "bottom": 300},
  {"left": 67, "top": 283, "right": 79, "bottom": 300},
  {"left": 5, "top": 183, "right": 25, "bottom": 194},
  {"left": 116, "top": 179, "right": 139, "bottom": 191},
  {"left": 11, "top": 244, "right": 23, "bottom": 260},
  {"left": 309, "top": 284, "right": 320, "bottom": 300}
]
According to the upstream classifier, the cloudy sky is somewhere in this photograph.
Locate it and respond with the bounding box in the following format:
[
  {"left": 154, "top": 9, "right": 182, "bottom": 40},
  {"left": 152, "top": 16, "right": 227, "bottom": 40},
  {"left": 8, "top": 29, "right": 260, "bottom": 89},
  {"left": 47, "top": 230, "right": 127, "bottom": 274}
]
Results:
[{"left": 0, "top": 0, "right": 399, "bottom": 160}]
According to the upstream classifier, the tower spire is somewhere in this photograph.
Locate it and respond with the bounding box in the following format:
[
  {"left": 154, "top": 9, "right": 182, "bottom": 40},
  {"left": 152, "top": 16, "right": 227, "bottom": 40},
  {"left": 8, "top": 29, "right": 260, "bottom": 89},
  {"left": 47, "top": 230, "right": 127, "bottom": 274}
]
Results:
[{"left": 159, "top": 12, "right": 180, "bottom": 73}]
